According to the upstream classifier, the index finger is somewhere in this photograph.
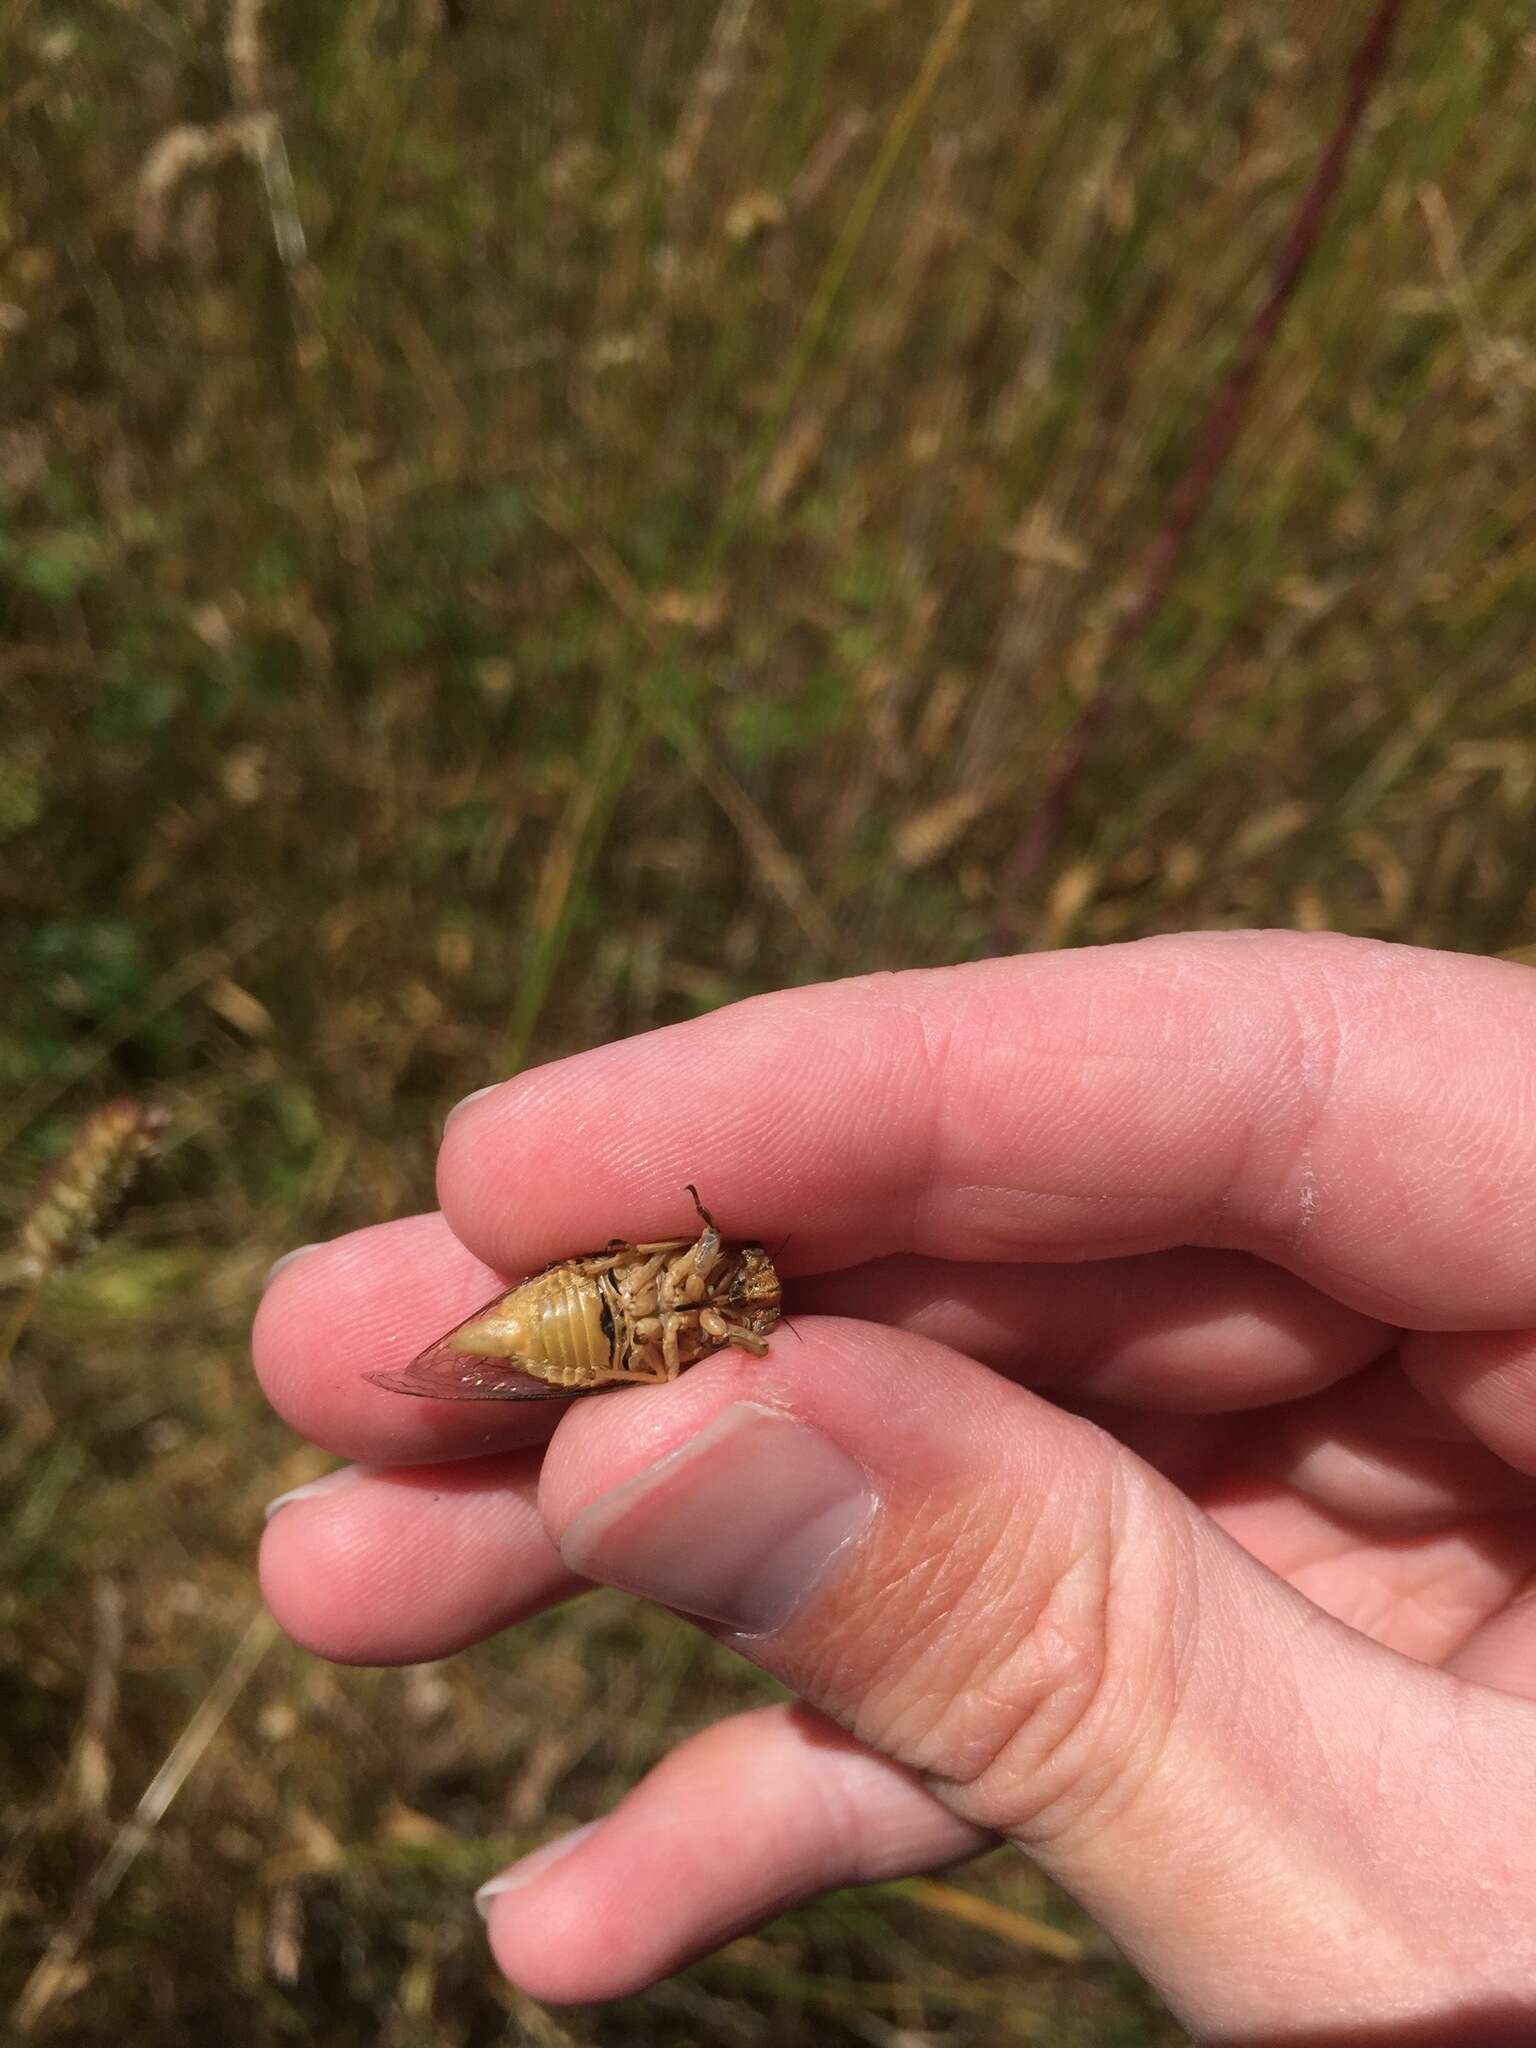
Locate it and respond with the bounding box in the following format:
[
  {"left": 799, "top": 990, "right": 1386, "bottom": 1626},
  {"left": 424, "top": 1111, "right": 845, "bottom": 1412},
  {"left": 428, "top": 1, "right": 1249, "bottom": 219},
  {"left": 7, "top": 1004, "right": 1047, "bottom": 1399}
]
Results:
[{"left": 439, "top": 932, "right": 1536, "bottom": 1330}]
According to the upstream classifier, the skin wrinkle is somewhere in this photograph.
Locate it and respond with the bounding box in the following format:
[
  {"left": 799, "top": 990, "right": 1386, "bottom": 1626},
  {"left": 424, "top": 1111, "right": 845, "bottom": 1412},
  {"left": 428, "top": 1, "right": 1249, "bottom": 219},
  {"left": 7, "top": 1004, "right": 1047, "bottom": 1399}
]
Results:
[
  {"left": 1272, "top": 953, "right": 1350, "bottom": 1260},
  {"left": 947, "top": 1541, "right": 1122, "bottom": 1837},
  {"left": 875, "top": 994, "right": 960, "bottom": 1260},
  {"left": 1201, "top": 955, "right": 1335, "bottom": 1263},
  {"left": 800, "top": 1728, "right": 894, "bottom": 1893},
  {"left": 1242, "top": 950, "right": 1445, "bottom": 1291},
  {"left": 833, "top": 1508, "right": 1008, "bottom": 1751},
  {"left": 1332, "top": 1543, "right": 1506, "bottom": 1648},
  {"left": 852, "top": 1458, "right": 1128, "bottom": 1832},
  {"left": 795, "top": 1537, "right": 956, "bottom": 1740},
  {"left": 1425, "top": 1543, "right": 1535, "bottom": 1651},
  {"left": 949, "top": 1501, "right": 1111, "bottom": 1784},
  {"left": 810, "top": 1447, "right": 1063, "bottom": 1778},
  {"left": 967, "top": 1460, "right": 1186, "bottom": 1846},
  {"left": 1211, "top": 1487, "right": 1532, "bottom": 1661}
]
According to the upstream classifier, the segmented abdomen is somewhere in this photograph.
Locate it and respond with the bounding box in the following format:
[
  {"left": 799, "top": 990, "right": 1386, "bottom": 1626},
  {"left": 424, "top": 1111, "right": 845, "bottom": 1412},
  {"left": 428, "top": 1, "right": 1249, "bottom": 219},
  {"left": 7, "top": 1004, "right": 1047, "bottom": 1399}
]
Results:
[{"left": 519, "top": 1264, "right": 612, "bottom": 1385}]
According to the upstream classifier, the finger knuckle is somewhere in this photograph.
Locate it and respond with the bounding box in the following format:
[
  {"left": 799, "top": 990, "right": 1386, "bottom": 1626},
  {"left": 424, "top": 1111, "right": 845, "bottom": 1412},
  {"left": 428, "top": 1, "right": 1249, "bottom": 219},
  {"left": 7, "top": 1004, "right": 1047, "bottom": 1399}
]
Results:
[{"left": 833, "top": 1460, "right": 1195, "bottom": 1847}]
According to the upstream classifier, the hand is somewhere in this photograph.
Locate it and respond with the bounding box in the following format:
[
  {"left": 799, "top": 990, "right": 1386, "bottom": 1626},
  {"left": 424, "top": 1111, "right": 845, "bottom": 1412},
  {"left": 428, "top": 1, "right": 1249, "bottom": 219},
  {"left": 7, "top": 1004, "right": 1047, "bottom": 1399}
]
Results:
[{"left": 255, "top": 931, "right": 1536, "bottom": 2040}]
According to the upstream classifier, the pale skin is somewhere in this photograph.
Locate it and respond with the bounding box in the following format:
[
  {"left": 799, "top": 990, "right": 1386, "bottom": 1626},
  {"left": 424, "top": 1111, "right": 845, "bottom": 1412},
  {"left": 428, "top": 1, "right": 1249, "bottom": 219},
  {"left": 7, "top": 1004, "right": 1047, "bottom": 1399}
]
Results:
[{"left": 256, "top": 931, "right": 1536, "bottom": 2041}]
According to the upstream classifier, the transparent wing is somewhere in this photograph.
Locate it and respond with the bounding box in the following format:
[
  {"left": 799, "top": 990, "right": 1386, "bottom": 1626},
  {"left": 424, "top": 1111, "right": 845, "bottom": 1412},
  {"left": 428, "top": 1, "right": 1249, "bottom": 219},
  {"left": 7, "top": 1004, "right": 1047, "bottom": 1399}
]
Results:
[
  {"left": 363, "top": 1356, "right": 573, "bottom": 1401},
  {"left": 364, "top": 1289, "right": 575, "bottom": 1403}
]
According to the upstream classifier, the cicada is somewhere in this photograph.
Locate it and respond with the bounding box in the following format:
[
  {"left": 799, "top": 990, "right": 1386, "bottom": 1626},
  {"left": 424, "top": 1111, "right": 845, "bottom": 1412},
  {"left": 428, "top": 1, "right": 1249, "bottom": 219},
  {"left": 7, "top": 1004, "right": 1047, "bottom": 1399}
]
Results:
[{"left": 365, "top": 1187, "right": 781, "bottom": 1402}]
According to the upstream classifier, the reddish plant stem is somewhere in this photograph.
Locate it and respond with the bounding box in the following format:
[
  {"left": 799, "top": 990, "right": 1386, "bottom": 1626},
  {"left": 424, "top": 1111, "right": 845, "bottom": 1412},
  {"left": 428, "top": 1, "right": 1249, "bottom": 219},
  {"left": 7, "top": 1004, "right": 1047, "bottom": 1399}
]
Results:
[{"left": 997, "top": 0, "right": 1409, "bottom": 925}]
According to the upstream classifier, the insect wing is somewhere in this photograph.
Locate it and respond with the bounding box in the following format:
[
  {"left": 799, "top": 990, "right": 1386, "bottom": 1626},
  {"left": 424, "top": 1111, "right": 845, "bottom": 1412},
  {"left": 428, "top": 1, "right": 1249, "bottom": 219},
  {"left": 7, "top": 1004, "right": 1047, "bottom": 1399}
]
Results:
[{"left": 363, "top": 1289, "right": 570, "bottom": 1403}]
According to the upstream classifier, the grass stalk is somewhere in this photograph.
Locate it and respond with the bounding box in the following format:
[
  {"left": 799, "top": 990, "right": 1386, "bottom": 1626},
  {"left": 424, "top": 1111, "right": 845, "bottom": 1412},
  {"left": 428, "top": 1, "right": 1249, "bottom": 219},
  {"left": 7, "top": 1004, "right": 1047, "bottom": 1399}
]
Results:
[{"left": 12, "top": 1607, "right": 281, "bottom": 2034}]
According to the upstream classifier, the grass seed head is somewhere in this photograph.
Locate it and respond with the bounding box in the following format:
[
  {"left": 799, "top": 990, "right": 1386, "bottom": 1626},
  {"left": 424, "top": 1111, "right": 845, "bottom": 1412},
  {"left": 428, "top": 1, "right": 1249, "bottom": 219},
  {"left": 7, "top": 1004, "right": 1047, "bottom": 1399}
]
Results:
[{"left": 11, "top": 1098, "right": 172, "bottom": 1286}]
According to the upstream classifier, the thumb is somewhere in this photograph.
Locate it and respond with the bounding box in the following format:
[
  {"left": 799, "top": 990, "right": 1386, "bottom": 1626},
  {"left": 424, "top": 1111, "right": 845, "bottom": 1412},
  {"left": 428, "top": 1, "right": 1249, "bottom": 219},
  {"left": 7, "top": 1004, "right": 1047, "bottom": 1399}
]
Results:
[{"left": 538, "top": 1319, "right": 1536, "bottom": 2041}]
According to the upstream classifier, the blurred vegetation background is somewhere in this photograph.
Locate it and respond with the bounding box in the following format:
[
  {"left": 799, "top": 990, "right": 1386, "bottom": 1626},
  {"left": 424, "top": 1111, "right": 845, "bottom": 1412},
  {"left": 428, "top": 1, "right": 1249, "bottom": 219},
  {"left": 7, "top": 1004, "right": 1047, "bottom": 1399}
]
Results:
[{"left": 3, "top": 0, "right": 1533, "bottom": 2039}]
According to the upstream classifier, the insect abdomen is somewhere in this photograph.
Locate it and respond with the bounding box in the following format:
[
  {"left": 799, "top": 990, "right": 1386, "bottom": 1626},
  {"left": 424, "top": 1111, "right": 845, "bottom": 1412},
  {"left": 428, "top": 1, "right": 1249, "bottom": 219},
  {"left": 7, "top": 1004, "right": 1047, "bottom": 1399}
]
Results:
[
  {"left": 526, "top": 1264, "right": 612, "bottom": 1385},
  {"left": 447, "top": 1261, "right": 613, "bottom": 1387}
]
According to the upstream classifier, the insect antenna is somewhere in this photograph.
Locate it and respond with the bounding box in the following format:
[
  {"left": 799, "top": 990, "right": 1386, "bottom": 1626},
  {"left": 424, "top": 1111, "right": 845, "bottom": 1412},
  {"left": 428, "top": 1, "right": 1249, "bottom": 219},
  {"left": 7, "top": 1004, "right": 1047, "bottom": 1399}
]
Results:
[{"left": 779, "top": 1314, "right": 804, "bottom": 1345}]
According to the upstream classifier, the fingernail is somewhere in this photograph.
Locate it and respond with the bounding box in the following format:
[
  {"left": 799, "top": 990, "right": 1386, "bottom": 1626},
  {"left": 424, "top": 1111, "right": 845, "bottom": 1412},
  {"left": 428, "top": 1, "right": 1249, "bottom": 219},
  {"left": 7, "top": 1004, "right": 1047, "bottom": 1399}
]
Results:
[
  {"left": 264, "top": 1466, "right": 364, "bottom": 1522},
  {"left": 475, "top": 1822, "right": 601, "bottom": 1918},
  {"left": 443, "top": 1084, "right": 498, "bottom": 1136},
  {"left": 263, "top": 1243, "right": 322, "bottom": 1291},
  {"left": 559, "top": 1402, "right": 875, "bottom": 1637}
]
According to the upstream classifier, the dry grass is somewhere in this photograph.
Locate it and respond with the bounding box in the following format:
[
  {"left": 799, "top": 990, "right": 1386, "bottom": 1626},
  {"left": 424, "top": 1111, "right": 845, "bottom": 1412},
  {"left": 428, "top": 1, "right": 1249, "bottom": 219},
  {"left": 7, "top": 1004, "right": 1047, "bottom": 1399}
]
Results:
[{"left": 3, "top": 0, "right": 1534, "bottom": 2039}]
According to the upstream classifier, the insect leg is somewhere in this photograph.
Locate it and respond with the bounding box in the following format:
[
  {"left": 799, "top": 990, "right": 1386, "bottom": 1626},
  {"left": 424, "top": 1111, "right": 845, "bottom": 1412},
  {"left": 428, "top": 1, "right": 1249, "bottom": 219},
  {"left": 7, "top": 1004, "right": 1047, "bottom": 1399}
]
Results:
[
  {"left": 663, "top": 1231, "right": 721, "bottom": 1299},
  {"left": 585, "top": 1245, "right": 683, "bottom": 1279},
  {"left": 605, "top": 1252, "right": 669, "bottom": 1302},
  {"left": 594, "top": 1294, "right": 673, "bottom": 1384},
  {"left": 658, "top": 1241, "right": 714, "bottom": 1311},
  {"left": 721, "top": 1324, "right": 770, "bottom": 1356},
  {"left": 604, "top": 1352, "right": 674, "bottom": 1384},
  {"left": 682, "top": 1185, "right": 725, "bottom": 1277}
]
